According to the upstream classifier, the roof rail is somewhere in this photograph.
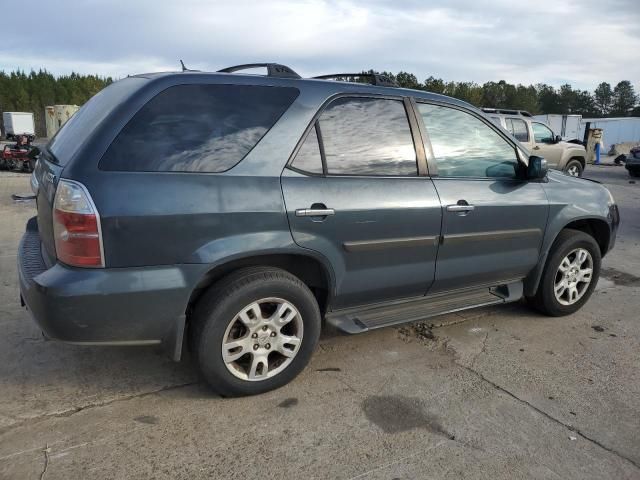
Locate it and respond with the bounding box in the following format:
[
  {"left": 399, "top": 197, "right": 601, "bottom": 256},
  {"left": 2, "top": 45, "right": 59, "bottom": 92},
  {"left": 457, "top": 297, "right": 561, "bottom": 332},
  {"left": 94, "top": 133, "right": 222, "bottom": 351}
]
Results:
[
  {"left": 481, "top": 107, "right": 533, "bottom": 117},
  {"left": 312, "top": 73, "right": 399, "bottom": 88},
  {"left": 217, "top": 63, "right": 301, "bottom": 79}
]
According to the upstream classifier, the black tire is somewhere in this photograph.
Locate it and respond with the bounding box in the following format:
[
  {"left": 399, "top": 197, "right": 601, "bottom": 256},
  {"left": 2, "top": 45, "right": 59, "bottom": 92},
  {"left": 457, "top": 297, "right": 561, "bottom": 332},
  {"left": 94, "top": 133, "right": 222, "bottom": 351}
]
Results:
[
  {"left": 190, "top": 267, "right": 321, "bottom": 396},
  {"left": 527, "top": 229, "right": 601, "bottom": 316},
  {"left": 564, "top": 159, "right": 583, "bottom": 177},
  {"left": 629, "top": 170, "right": 639, "bottom": 178}
]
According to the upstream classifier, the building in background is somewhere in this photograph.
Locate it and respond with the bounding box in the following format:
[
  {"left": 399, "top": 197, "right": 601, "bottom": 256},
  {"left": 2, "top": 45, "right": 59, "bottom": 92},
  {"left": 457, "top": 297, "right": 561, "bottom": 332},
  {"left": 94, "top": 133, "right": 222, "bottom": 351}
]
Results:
[
  {"left": 534, "top": 114, "right": 640, "bottom": 151},
  {"left": 45, "top": 105, "right": 79, "bottom": 138}
]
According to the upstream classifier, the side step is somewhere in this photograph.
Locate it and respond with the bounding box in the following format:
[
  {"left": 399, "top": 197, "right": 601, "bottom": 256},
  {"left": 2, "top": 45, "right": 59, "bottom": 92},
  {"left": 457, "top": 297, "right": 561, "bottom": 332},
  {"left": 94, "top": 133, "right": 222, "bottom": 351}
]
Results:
[{"left": 326, "top": 281, "right": 523, "bottom": 334}]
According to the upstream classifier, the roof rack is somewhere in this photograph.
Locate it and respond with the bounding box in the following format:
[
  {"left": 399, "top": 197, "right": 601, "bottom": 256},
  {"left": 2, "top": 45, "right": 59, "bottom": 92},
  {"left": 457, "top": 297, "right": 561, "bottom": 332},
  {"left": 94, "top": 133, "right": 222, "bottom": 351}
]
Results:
[
  {"left": 217, "top": 63, "right": 301, "bottom": 79},
  {"left": 312, "top": 73, "right": 399, "bottom": 88},
  {"left": 481, "top": 108, "right": 533, "bottom": 117}
]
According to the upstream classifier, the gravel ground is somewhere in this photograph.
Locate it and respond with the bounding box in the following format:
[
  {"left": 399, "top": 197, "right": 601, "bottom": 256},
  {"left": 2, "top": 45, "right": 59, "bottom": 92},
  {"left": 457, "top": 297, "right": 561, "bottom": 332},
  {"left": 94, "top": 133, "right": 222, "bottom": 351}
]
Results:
[{"left": 0, "top": 164, "right": 638, "bottom": 479}]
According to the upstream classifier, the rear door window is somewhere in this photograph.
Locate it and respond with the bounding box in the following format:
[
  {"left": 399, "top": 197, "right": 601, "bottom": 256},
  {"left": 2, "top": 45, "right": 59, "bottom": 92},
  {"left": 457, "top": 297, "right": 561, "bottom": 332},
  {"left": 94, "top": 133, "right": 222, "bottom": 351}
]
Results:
[
  {"left": 291, "top": 125, "right": 323, "bottom": 174},
  {"left": 505, "top": 118, "right": 529, "bottom": 142},
  {"left": 100, "top": 84, "right": 298, "bottom": 172},
  {"left": 318, "top": 97, "right": 417, "bottom": 176}
]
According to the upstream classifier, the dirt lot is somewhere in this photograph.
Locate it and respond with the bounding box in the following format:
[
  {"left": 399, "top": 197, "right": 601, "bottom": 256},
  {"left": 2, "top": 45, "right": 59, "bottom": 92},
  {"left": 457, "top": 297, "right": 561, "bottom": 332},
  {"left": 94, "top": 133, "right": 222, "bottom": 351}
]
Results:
[{"left": 0, "top": 166, "right": 639, "bottom": 479}]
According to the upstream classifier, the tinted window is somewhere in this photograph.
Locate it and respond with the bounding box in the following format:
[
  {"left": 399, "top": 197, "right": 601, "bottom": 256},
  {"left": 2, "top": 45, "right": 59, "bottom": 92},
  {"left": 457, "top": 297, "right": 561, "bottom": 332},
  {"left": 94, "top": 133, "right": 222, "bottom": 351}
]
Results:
[
  {"left": 318, "top": 97, "right": 417, "bottom": 176},
  {"left": 418, "top": 103, "right": 518, "bottom": 178},
  {"left": 291, "top": 125, "right": 323, "bottom": 174},
  {"left": 532, "top": 122, "right": 554, "bottom": 143},
  {"left": 101, "top": 84, "right": 298, "bottom": 172},
  {"left": 505, "top": 118, "right": 529, "bottom": 142},
  {"left": 48, "top": 77, "right": 147, "bottom": 165}
]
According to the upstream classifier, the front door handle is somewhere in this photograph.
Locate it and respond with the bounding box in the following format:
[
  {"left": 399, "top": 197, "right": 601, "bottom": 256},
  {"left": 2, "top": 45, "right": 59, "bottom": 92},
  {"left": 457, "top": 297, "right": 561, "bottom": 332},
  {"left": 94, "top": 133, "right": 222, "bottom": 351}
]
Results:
[
  {"left": 296, "top": 208, "right": 335, "bottom": 217},
  {"left": 446, "top": 204, "right": 475, "bottom": 212},
  {"left": 533, "top": 146, "right": 540, "bottom": 150}
]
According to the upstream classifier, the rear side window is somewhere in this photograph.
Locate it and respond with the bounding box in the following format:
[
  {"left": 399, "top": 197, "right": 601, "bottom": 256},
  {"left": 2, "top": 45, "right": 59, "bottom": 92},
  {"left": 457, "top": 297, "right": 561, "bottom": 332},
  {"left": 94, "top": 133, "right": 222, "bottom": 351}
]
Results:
[
  {"left": 100, "top": 84, "right": 298, "bottom": 172},
  {"left": 505, "top": 118, "right": 529, "bottom": 142},
  {"left": 318, "top": 97, "right": 417, "bottom": 176}
]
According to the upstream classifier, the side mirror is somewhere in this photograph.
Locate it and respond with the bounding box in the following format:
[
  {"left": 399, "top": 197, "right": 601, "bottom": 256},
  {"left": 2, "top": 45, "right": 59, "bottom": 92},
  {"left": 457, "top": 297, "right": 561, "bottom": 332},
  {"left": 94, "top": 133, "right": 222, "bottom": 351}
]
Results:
[
  {"left": 554, "top": 135, "right": 562, "bottom": 143},
  {"left": 527, "top": 155, "right": 548, "bottom": 180}
]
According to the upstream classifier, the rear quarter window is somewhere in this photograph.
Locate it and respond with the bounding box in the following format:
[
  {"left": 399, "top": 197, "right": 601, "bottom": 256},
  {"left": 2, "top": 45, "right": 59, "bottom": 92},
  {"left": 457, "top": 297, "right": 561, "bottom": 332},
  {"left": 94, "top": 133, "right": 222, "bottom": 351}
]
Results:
[
  {"left": 100, "top": 84, "right": 299, "bottom": 172},
  {"left": 47, "top": 77, "right": 147, "bottom": 165}
]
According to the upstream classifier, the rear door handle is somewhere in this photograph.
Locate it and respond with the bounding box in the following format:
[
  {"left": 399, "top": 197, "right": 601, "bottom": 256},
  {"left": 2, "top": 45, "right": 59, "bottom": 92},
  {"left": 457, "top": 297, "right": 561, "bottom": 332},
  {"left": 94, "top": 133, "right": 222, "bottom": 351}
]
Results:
[
  {"left": 446, "top": 204, "right": 475, "bottom": 212},
  {"left": 295, "top": 208, "right": 335, "bottom": 217}
]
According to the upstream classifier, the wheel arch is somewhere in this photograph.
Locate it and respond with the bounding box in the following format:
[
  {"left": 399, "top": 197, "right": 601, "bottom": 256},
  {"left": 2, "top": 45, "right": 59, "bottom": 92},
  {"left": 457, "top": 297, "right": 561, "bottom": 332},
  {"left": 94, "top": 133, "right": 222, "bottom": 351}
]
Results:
[
  {"left": 185, "top": 252, "right": 336, "bottom": 320},
  {"left": 524, "top": 216, "right": 610, "bottom": 297}
]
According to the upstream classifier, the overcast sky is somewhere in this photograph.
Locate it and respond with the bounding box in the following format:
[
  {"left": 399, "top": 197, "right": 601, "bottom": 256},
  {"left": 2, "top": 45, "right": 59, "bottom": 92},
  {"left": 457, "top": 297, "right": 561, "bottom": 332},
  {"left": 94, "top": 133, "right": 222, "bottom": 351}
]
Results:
[{"left": 3, "top": 0, "right": 639, "bottom": 91}]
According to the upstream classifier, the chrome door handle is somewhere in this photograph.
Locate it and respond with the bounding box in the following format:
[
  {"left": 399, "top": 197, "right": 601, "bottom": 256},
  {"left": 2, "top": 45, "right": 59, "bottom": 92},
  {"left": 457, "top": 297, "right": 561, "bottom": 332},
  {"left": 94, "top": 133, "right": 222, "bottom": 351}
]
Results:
[
  {"left": 295, "top": 208, "right": 335, "bottom": 217},
  {"left": 533, "top": 146, "right": 540, "bottom": 150},
  {"left": 446, "top": 204, "right": 475, "bottom": 212}
]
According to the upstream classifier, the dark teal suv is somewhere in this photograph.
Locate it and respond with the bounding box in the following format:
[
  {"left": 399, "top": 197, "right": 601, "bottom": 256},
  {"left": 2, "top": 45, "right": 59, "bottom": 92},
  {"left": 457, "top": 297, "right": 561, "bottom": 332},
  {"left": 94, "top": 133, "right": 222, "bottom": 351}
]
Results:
[{"left": 19, "top": 64, "right": 619, "bottom": 396}]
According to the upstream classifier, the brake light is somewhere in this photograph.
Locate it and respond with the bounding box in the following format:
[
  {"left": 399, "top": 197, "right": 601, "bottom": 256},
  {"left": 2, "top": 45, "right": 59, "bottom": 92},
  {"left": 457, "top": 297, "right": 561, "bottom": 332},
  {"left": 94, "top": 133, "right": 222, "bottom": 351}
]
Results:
[{"left": 53, "top": 180, "right": 104, "bottom": 267}]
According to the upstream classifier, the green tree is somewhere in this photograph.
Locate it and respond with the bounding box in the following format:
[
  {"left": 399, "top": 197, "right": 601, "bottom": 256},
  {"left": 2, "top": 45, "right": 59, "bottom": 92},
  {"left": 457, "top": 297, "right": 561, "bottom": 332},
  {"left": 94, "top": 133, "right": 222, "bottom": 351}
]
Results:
[
  {"left": 593, "top": 82, "right": 613, "bottom": 116},
  {"left": 611, "top": 81, "right": 638, "bottom": 116},
  {"left": 423, "top": 76, "right": 445, "bottom": 94},
  {"left": 0, "top": 69, "right": 112, "bottom": 136},
  {"left": 395, "top": 71, "right": 420, "bottom": 89}
]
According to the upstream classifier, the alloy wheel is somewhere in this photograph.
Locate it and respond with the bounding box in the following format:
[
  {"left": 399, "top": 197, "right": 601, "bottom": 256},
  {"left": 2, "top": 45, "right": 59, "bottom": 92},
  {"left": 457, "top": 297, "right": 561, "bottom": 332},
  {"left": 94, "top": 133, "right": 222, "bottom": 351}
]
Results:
[
  {"left": 221, "top": 298, "right": 303, "bottom": 381},
  {"left": 554, "top": 248, "right": 593, "bottom": 306}
]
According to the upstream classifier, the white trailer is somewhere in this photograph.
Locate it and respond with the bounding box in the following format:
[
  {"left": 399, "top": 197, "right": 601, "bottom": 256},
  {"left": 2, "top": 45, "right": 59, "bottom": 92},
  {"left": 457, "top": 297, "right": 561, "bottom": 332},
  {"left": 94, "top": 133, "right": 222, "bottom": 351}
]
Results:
[
  {"left": 533, "top": 114, "right": 583, "bottom": 141},
  {"left": 2, "top": 112, "right": 35, "bottom": 139}
]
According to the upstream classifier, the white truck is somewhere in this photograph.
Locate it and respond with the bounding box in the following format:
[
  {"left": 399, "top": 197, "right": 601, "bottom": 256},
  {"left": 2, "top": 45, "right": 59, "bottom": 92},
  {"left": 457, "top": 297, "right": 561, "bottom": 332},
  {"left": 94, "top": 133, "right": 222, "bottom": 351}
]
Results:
[{"left": 2, "top": 112, "right": 35, "bottom": 140}]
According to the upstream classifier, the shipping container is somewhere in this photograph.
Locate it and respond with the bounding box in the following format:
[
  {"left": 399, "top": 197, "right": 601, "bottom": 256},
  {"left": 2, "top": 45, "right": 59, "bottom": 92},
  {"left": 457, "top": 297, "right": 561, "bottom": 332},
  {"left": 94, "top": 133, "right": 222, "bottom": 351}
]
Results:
[{"left": 45, "top": 104, "right": 80, "bottom": 138}]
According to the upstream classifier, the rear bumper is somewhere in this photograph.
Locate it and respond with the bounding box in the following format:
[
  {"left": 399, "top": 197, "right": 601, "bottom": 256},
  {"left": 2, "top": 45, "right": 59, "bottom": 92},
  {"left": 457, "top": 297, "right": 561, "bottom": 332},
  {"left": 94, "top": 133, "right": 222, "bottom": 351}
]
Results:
[{"left": 18, "top": 217, "right": 206, "bottom": 359}]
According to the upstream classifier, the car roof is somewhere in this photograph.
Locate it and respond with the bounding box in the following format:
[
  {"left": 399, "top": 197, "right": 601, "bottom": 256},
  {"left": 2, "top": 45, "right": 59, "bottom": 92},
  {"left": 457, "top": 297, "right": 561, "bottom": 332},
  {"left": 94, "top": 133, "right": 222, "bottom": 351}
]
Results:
[{"left": 129, "top": 70, "right": 478, "bottom": 111}]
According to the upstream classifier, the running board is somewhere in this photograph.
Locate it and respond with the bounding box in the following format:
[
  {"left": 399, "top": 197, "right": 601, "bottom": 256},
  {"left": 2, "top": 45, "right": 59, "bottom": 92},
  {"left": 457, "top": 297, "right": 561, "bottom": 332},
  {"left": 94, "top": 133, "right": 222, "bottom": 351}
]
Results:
[{"left": 326, "top": 281, "right": 523, "bottom": 334}]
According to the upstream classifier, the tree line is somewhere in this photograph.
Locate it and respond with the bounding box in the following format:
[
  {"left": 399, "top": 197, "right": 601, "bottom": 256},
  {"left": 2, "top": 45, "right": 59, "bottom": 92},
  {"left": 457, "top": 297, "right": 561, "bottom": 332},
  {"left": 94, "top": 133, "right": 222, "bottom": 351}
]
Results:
[
  {"left": 0, "top": 70, "right": 113, "bottom": 137},
  {"left": 0, "top": 68, "right": 638, "bottom": 137},
  {"left": 379, "top": 71, "right": 639, "bottom": 118}
]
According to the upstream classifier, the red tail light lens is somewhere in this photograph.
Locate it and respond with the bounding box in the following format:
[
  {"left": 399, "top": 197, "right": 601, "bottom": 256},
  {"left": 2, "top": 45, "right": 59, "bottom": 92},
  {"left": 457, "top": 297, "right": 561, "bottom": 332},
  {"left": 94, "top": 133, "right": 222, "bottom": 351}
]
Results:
[{"left": 53, "top": 180, "right": 104, "bottom": 267}]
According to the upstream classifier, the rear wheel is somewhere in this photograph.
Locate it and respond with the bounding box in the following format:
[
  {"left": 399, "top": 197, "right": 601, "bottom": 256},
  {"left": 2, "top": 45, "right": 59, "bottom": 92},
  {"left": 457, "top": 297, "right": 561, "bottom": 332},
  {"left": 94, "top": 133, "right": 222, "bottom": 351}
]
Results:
[
  {"left": 527, "top": 229, "right": 601, "bottom": 316},
  {"left": 190, "top": 267, "right": 321, "bottom": 396},
  {"left": 564, "top": 159, "right": 583, "bottom": 177}
]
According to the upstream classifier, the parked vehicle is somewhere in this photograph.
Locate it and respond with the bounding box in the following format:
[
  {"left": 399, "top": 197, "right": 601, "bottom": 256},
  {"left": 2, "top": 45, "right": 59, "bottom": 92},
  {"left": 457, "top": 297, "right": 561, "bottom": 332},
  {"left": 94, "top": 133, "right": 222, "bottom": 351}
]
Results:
[
  {"left": 484, "top": 109, "right": 587, "bottom": 177},
  {"left": 2, "top": 112, "right": 35, "bottom": 141},
  {"left": 1, "top": 136, "right": 38, "bottom": 172},
  {"left": 625, "top": 146, "right": 640, "bottom": 177},
  {"left": 18, "top": 64, "right": 619, "bottom": 396}
]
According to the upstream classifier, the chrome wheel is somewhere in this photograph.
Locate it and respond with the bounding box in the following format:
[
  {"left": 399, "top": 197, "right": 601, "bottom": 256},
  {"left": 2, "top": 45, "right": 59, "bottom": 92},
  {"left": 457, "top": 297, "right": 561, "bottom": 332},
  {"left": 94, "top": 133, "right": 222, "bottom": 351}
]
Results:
[
  {"left": 222, "top": 298, "right": 303, "bottom": 381},
  {"left": 554, "top": 248, "right": 593, "bottom": 306},
  {"left": 566, "top": 165, "right": 580, "bottom": 177}
]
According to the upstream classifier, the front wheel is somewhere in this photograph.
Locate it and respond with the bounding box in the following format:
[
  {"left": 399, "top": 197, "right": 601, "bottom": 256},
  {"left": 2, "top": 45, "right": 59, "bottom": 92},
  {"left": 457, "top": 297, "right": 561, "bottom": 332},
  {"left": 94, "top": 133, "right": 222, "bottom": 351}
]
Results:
[
  {"left": 564, "top": 159, "right": 583, "bottom": 177},
  {"left": 527, "top": 229, "right": 601, "bottom": 316},
  {"left": 190, "top": 267, "right": 321, "bottom": 396}
]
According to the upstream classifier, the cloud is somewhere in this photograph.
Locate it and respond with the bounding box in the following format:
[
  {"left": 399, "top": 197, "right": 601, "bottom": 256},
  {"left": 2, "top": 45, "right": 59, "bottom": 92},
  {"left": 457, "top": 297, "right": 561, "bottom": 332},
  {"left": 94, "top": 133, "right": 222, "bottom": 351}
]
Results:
[{"left": 1, "top": 0, "right": 638, "bottom": 90}]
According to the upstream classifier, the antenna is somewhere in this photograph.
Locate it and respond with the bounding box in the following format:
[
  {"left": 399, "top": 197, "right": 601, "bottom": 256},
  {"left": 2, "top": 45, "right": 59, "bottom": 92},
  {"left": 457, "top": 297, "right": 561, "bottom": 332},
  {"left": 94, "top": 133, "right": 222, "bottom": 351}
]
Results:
[{"left": 180, "top": 59, "right": 187, "bottom": 72}]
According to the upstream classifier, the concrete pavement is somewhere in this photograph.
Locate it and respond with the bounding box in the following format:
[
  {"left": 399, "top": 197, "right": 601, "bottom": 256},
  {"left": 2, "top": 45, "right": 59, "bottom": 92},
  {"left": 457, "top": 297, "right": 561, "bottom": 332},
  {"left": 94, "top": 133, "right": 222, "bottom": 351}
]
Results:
[{"left": 0, "top": 165, "right": 638, "bottom": 479}]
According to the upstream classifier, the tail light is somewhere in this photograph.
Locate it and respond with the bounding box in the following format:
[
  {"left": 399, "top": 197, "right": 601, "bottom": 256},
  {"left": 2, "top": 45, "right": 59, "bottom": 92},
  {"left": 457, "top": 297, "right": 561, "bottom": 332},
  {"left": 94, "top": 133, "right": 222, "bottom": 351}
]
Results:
[{"left": 53, "top": 179, "right": 104, "bottom": 267}]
